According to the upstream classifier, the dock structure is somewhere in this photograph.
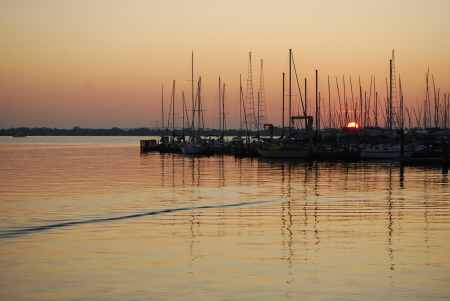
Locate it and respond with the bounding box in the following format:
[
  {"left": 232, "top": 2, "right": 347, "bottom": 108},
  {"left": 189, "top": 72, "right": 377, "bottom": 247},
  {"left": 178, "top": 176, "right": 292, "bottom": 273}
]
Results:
[
  {"left": 401, "top": 139, "right": 449, "bottom": 166},
  {"left": 140, "top": 130, "right": 450, "bottom": 166},
  {"left": 140, "top": 139, "right": 159, "bottom": 153}
]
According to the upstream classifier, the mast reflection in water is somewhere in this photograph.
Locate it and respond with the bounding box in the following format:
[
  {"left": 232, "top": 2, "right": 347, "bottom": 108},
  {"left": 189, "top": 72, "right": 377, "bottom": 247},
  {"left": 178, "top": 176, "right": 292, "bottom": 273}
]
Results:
[{"left": 0, "top": 141, "right": 449, "bottom": 300}]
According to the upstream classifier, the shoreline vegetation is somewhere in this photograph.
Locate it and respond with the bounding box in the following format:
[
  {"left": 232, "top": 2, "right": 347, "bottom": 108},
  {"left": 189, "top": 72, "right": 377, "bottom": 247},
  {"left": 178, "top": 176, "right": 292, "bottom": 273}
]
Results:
[{"left": 1, "top": 126, "right": 274, "bottom": 137}]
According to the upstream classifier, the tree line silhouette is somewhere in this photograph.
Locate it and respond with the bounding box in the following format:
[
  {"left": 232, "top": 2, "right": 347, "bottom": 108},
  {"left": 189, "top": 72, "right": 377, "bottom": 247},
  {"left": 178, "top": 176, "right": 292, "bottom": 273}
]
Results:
[{"left": 1, "top": 126, "right": 279, "bottom": 137}]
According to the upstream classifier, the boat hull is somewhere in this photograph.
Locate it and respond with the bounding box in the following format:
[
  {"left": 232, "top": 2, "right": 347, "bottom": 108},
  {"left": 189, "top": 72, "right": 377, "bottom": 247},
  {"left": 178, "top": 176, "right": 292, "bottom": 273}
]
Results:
[
  {"left": 258, "top": 148, "right": 311, "bottom": 158},
  {"left": 360, "top": 147, "right": 414, "bottom": 159},
  {"left": 181, "top": 145, "right": 206, "bottom": 155},
  {"left": 209, "top": 142, "right": 230, "bottom": 153}
]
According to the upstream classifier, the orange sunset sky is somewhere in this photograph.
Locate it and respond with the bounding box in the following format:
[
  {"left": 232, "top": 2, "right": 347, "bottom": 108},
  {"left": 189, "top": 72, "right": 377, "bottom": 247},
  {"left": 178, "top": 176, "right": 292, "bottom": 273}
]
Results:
[{"left": 1, "top": 0, "right": 449, "bottom": 130}]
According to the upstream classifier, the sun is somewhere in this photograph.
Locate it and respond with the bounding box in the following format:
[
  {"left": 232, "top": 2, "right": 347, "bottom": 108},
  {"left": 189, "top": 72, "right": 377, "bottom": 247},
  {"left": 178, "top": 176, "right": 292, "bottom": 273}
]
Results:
[{"left": 346, "top": 122, "right": 359, "bottom": 128}]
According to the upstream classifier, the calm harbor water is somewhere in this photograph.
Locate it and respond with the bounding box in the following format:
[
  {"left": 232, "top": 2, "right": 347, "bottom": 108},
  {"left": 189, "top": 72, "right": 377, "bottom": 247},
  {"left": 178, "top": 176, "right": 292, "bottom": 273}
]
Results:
[{"left": 1, "top": 136, "right": 449, "bottom": 300}]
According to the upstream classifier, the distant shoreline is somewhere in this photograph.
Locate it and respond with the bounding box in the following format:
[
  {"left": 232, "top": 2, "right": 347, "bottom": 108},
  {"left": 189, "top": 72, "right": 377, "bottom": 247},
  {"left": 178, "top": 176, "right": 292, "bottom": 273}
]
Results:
[{"left": 0, "top": 126, "right": 272, "bottom": 137}]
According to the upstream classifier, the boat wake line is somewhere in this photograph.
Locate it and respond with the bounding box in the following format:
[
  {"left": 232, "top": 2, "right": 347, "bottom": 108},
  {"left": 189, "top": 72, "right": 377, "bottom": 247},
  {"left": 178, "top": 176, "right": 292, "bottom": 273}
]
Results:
[{"left": 0, "top": 198, "right": 287, "bottom": 239}]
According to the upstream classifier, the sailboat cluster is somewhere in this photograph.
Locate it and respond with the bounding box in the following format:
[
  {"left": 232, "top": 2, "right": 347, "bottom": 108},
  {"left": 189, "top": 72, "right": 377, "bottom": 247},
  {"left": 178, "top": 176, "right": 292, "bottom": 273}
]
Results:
[{"left": 141, "top": 50, "right": 449, "bottom": 164}]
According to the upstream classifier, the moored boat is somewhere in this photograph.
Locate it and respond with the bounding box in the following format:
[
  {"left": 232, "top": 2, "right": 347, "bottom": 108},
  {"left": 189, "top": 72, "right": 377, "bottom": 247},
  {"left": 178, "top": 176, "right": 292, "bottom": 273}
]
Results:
[
  {"left": 258, "top": 49, "right": 311, "bottom": 159},
  {"left": 208, "top": 139, "right": 230, "bottom": 153},
  {"left": 182, "top": 53, "right": 208, "bottom": 155},
  {"left": 258, "top": 143, "right": 311, "bottom": 158},
  {"left": 360, "top": 51, "right": 414, "bottom": 159},
  {"left": 181, "top": 141, "right": 207, "bottom": 154},
  {"left": 360, "top": 144, "right": 414, "bottom": 158}
]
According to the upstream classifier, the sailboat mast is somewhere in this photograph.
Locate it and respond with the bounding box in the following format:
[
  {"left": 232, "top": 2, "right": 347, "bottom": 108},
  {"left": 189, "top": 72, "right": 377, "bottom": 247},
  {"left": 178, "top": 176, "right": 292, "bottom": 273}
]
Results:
[
  {"left": 197, "top": 77, "right": 202, "bottom": 138},
  {"left": 282, "top": 72, "right": 285, "bottom": 137},
  {"left": 258, "top": 59, "right": 267, "bottom": 129},
  {"left": 389, "top": 57, "right": 393, "bottom": 131},
  {"left": 218, "top": 77, "right": 222, "bottom": 134},
  {"left": 305, "top": 78, "right": 307, "bottom": 131},
  {"left": 399, "top": 75, "right": 404, "bottom": 128},
  {"left": 328, "top": 75, "right": 331, "bottom": 128},
  {"left": 222, "top": 83, "right": 226, "bottom": 138},
  {"left": 343, "top": 76, "right": 348, "bottom": 130},
  {"left": 257, "top": 91, "right": 260, "bottom": 137},
  {"left": 161, "top": 85, "right": 164, "bottom": 138},
  {"left": 239, "top": 74, "right": 243, "bottom": 137},
  {"left": 315, "top": 69, "right": 319, "bottom": 133},
  {"left": 425, "top": 68, "right": 429, "bottom": 129},
  {"left": 359, "top": 77, "right": 363, "bottom": 129},
  {"left": 289, "top": 49, "right": 292, "bottom": 137},
  {"left": 191, "top": 52, "right": 195, "bottom": 138},
  {"left": 172, "top": 80, "right": 175, "bottom": 137},
  {"left": 182, "top": 91, "right": 185, "bottom": 134},
  {"left": 399, "top": 75, "right": 405, "bottom": 157},
  {"left": 374, "top": 78, "right": 378, "bottom": 128}
]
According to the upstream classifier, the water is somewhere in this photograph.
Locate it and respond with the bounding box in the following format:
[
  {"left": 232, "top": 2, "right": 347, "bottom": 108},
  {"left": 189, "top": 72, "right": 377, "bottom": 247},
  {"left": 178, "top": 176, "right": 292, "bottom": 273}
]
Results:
[{"left": 1, "top": 137, "right": 449, "bottom": 300}]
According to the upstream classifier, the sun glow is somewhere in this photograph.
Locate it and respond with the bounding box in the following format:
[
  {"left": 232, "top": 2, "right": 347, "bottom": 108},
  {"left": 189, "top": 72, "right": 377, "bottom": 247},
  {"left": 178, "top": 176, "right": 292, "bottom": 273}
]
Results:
[{"left": 346, "top": 122, "right": 359, "bottom": 128}]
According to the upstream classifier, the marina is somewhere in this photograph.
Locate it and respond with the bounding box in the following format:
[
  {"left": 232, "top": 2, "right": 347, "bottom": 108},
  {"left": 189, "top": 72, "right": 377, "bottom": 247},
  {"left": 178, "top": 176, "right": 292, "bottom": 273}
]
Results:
[
  {"left": 140, "top": 50, "right": 449, "bottom": 165},
  {"left": 140, "top": 130, "right": 449, "bottom": 165}
]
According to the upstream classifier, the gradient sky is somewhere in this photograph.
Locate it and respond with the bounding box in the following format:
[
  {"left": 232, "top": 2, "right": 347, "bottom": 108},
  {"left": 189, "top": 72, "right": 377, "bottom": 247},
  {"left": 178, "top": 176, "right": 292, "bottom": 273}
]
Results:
[{"left": 1, "top": 0, "right": 449, "bottom": 129}]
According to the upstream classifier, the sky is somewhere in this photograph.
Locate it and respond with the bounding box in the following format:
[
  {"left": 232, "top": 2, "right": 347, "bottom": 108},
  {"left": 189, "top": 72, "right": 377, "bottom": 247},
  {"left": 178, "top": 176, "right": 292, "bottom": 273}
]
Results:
[{"left": 1, "top": 0, "right": 449, "bottom": 130}]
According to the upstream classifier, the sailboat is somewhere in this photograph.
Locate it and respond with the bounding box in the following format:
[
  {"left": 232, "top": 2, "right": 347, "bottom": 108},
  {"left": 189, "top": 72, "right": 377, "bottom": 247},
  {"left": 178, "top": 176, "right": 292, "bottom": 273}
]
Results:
[
  {"left": 167, "top": 80, "right": 185, "bottom": 153},
  {"left": 230, "top": 73, "right": 256, "bottom": 156},
  {"left": 360, "top": 51, "right": 414, "bottom": 159},
  {"left": 258, "top": 49, "right": 311, "bottom": 158},
  {"left": 209, "top": 77, "right": 230, "bottom": 153},
  {"left": 182, "top": 140, "right": 206, "bottom": 155},
  {"left": 181, "top": 78, "right": 207, "bottom": 154},
  {"left": 181, "top": 53, "right": 207, "bottom": 155}
]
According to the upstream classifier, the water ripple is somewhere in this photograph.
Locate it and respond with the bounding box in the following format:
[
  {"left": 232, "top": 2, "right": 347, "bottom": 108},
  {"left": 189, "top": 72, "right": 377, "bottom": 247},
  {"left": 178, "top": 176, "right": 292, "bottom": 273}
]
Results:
[{"left": 0, "top": 198, "right": 286, "bottom": 239}]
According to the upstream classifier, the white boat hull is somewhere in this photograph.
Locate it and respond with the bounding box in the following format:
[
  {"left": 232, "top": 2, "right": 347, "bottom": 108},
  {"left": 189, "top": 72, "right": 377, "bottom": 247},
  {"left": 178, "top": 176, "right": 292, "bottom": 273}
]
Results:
[
  {"left": 181, "top": 145, "right": 206, "bottom": 155},
  {"left": 360, "top": 146, "right": 414, "bottom": 158}
]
